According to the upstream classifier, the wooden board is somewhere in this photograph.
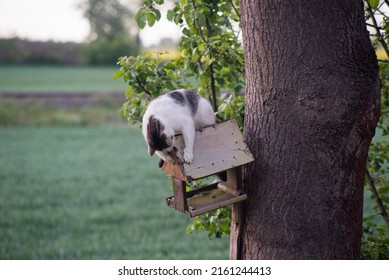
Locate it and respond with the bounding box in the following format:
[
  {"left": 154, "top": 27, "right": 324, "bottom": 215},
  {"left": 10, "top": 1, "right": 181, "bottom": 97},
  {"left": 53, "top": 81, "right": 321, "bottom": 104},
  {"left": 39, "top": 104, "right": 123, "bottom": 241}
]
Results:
[{"left": 161, "top": 119, "right": 254, "bottom": 182}]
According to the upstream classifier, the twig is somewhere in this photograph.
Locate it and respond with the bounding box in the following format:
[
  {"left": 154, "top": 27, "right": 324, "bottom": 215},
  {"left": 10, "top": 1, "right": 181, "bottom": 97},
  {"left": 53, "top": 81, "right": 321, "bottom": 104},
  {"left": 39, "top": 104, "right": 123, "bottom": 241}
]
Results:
[
  {"left": 205, "top": 17, "right": 218, "bottom": 112},
  {"left": 191, "top": 0, "right": 217, "bottom": 111},
  {"left": 209, "top": 60, "right": 217, "bottom": 112},
  {"left": 366, "top": 22, "right": 383, "bottom": 29},
  {"left": 365, "top": 164, "right": 389, "bottom": 229},
  {"left": 230, "top": 0, "right": 240, "bottom": 18},
  {"left": 135, "top": 77, "right": 152, "bottom": 96},
  {"left": 191, "top": 0, "right": 208, "bottom": 44},
  {"left": 363, "top": 226, "right": 375, "bottom": 237}
]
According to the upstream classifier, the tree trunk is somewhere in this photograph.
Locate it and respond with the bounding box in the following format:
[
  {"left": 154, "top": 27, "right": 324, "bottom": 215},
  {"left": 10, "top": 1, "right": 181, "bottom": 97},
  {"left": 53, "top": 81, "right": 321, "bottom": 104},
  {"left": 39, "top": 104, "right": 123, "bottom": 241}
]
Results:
[{"left": 240, "top": 0, "right": 381, "bottom": 259}]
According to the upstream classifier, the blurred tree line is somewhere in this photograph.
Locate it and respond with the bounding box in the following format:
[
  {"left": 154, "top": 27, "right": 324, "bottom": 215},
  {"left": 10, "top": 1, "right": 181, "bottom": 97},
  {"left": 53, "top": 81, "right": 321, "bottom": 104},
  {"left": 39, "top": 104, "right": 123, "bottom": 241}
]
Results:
[{"left": 0, "top": 0, "right": 140, "bottom": 66}]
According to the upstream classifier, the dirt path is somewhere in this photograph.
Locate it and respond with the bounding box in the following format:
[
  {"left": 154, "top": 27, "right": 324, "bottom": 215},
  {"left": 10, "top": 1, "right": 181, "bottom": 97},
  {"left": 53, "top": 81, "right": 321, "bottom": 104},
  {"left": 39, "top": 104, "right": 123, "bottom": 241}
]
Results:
[{"left": 0, "top": 91, "right": 125, "bottom": 108}]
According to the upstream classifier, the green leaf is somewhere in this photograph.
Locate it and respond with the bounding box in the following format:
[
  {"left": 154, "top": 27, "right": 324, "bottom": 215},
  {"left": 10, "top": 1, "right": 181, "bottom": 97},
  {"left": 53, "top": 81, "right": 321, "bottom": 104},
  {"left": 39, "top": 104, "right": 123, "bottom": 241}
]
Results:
[
  {"left": 154, "top": 9, "right": 161, "bottom": 21},
  {"left": 167, "top": 9, "right": 175, "bottom": 21},
  {"left": 369, "top": 0, "right": 380, "bottom": 9},
  {"left": 112, "top": 70, "right": 124, "bottom": 80},
  {"left": 135, "top": 8, "right": 146, "bottom": 29},
  {"left": 125, "top": 86, "right": 134, "bottom": 99},
  {"left": 146, "top": 12, "right": 156, "bottom": 27}
]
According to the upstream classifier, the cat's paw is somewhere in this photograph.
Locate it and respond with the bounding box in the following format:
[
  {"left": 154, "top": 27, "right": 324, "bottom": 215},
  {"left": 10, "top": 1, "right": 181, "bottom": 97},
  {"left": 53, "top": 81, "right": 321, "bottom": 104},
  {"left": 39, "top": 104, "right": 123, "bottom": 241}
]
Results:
[{"left": 183, "top": 150, "right": 193, "bottom": 164}]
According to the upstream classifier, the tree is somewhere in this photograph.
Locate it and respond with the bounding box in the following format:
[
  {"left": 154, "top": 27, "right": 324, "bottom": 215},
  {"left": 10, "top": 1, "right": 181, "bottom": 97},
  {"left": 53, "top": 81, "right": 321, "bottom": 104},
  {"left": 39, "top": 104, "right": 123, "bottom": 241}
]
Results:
[
  {"left": 80, "top": 0, "right": 140, "bottom": 64},
  {"left": 80, "top": 0, "right": 136, "bottom": 41},
  {"left": 240, "top": 0, "right": 380, "bottom": 259},
  {"left": 115, "top": 0, "right": 388, "bottom": 259}
]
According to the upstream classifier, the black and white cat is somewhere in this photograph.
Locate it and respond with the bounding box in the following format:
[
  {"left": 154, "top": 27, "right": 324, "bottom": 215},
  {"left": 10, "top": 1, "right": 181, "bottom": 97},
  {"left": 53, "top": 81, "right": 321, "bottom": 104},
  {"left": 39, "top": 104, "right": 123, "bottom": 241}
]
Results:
[{"left": 142, "top": 89, "right": 215, "bottom": 164}]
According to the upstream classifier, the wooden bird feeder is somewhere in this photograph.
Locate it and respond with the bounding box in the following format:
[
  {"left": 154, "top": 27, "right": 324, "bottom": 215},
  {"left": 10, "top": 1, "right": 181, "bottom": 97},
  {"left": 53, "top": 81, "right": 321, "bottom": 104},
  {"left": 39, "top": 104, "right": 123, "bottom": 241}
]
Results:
[{"left": 161, "top": 119, "right": 254, "bottom": 218}]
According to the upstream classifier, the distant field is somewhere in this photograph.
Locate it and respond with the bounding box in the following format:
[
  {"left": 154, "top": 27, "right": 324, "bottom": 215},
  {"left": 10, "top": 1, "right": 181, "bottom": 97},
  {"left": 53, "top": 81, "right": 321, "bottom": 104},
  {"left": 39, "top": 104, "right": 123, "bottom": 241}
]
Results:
[
  {"left": 0, "top": 66, "right": 126, "bottom": 93},
  {"left": 0, "top": 126, "right": 229, "bottom": 259}
]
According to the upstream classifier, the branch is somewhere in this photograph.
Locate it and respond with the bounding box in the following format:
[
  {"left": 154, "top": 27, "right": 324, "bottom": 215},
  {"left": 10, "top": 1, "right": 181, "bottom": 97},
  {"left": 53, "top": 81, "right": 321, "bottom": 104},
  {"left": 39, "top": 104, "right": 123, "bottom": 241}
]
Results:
[
  {"left": 365, "top": 164, "right": 389, "bottom": 229},
  {"left": 230, "top": 0, "right": 240, "bottom": 18},
  {"left": 205, "top": 17, "right": 218, "bottom": 112},
  {"left": 366, "top": 22, "right": 383, "bottom": 30},
  {"left": 209, "top": 60, "right": 217, "bottom": 112},
  {"left": 135, "top": 77, "right": 152, "bottom": 96},
  {"left": 366, "top": 0, "right": 389, "bottom": 60},
  {"left": 191, "top": 0, "right": 208, "bottom": 44},
  {"left": 191, "top": 0, "right": 217, "bottom": 111}
]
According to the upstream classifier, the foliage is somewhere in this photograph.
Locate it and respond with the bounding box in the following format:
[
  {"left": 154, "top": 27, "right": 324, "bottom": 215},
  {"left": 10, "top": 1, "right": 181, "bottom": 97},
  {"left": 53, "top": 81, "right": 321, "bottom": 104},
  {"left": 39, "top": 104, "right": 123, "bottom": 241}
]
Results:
[
  {"left": 83, "top": 35, "right": 139, "bottom": 65},
  {"left": 115, "top": 0, "right": 389, "bottom": 257},
  {"left": 216, "top": 95, "right": 245, "bottom": 129},
  {"left": 0, "top": 38, "right": 83, "bottom": 65},
  {"left": 135, "top": 0, "right": 163, "bottom": 28},
  {"left": 362, "top": 0, "right": 389, "bottom": 259},
  {"left": 116, "top": 0, "right": 244, "bottom": 115},
  {"left": 186, "top": 207, "right": 231, "bottom": 238},
  {"left": 79, "top": 0, "right": 141, "bottom": 65},
  {"left": 115, "top": 52, "right": 183, "bottom": 123},
  {"left": 80, "top": 0, "right": 137, "bottom": 41},
  {"left": 0, "top": 36, "right": 139, "bottom": 66}
]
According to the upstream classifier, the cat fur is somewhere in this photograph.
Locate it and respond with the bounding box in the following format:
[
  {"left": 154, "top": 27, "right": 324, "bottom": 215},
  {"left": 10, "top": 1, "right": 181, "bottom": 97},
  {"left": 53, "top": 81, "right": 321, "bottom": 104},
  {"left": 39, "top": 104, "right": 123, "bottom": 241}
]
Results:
[{"left": 142, "top": 90, "right": 215, "bottom": 164}]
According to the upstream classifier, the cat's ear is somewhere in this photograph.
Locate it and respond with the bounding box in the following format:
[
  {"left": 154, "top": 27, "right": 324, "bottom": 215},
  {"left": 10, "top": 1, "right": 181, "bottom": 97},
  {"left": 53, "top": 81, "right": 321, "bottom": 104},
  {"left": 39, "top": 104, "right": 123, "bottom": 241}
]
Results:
[{"left": 148, "top": 145, "right": 155, "bottom": 156}]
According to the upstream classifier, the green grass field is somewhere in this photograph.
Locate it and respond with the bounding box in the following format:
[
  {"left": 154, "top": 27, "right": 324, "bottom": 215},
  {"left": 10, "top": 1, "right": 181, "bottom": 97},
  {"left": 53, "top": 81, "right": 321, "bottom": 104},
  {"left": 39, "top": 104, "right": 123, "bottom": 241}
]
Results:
[
  {"left": 0, "top": 126, "right": 229, "bottom": 259},
  {"left": 0, "top": 66, "right": 125, "bottom": 93}
]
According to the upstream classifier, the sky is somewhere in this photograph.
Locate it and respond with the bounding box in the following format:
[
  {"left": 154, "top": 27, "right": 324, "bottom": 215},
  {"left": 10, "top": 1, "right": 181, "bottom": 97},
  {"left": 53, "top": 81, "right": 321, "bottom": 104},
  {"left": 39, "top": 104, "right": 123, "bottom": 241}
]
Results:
[{"left": 0, "top": 0, "right": 180, "bottom": 47}]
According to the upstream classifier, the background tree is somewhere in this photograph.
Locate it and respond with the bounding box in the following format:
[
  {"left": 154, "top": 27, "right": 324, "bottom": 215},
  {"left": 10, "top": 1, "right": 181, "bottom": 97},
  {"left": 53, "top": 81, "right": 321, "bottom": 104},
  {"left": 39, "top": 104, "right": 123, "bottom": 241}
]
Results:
[
  {"left": 115, "top": 0, "right": 388, "bottom": 259},
  {"left": 80, "top": 0, "right": 140, "bottom": 64}
]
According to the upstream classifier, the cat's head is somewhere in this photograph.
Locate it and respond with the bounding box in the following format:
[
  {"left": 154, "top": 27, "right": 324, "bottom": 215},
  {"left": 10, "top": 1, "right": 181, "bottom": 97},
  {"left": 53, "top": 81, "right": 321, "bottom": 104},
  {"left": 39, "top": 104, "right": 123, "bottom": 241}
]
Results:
[{"left": 146, "top": 115, "right": 174, "bottom": 156}]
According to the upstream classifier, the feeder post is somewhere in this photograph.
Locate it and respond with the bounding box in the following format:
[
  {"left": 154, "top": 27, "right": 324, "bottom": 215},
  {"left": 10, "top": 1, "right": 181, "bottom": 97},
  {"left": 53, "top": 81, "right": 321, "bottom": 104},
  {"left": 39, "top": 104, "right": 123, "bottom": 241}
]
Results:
[
  {"left": 228, "top": 167, "right": 244, "bottom": 260},
  {"left": 172, "top": 176, "right": 188, "bottom": 212}
]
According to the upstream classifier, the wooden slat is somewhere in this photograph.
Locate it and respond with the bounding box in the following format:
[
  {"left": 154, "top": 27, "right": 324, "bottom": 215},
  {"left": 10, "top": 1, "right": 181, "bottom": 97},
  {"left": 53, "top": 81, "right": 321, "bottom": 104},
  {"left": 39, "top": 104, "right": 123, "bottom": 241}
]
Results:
[
  {"left": 228, "top": 168, "right": 244, "bottom": 260},
  {"left": 217, "top": 182, "right": 243, "bottom": 197},
  {"left": 189, "top": 193, "right": 247, "bottom": 217},
  {"left": 172, "top": 177, "right": 188, "bottom": 212}
]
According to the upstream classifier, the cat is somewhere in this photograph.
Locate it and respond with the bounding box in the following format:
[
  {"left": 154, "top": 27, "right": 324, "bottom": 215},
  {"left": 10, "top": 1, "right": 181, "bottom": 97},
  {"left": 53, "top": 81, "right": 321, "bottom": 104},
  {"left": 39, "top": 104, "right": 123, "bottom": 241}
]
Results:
[{"left": 142, "top": 89, "right": 215, "bottom": 164}]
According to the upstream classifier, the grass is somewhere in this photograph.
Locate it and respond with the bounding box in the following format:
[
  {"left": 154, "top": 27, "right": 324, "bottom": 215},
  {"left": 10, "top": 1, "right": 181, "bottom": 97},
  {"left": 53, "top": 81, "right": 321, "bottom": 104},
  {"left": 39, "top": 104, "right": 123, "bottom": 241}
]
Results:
[
  {"left": 0, "top": 126, "right": 229, "bottom": 259},
  {"left": 0, "top": 65, "right": 126, "bottom": 93}
]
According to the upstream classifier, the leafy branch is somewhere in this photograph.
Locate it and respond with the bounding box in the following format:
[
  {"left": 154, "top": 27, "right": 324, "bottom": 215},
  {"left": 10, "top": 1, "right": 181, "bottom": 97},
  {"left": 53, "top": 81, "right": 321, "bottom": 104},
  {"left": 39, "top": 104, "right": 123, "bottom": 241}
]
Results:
[{"left": 365, "top": 165, "right": 389, "bottom": 228}]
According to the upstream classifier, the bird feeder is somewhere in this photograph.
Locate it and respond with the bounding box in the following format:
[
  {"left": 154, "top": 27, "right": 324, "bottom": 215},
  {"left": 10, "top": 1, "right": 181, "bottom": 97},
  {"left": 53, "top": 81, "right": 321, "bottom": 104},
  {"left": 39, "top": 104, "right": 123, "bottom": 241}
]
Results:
[{"left": 161, "top": 119, "right": 254, "bottom": 218}]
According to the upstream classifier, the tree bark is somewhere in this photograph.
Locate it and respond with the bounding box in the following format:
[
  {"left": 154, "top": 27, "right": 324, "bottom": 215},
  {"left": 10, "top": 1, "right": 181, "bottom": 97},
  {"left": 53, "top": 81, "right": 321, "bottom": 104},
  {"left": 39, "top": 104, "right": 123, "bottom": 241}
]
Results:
[{"left": 240, "top": 0, "right": 381, "bottom": 259}]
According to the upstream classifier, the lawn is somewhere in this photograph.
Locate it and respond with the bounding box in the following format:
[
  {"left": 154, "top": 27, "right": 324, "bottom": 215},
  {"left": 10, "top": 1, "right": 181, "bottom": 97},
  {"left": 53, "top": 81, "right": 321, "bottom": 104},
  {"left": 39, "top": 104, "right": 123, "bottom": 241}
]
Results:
[
  {"left": 0, "top": 126, "right": 229, "bottom": 259},
  {"left": 0, "top": 65, "right": 125, "bottom": 93}
]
